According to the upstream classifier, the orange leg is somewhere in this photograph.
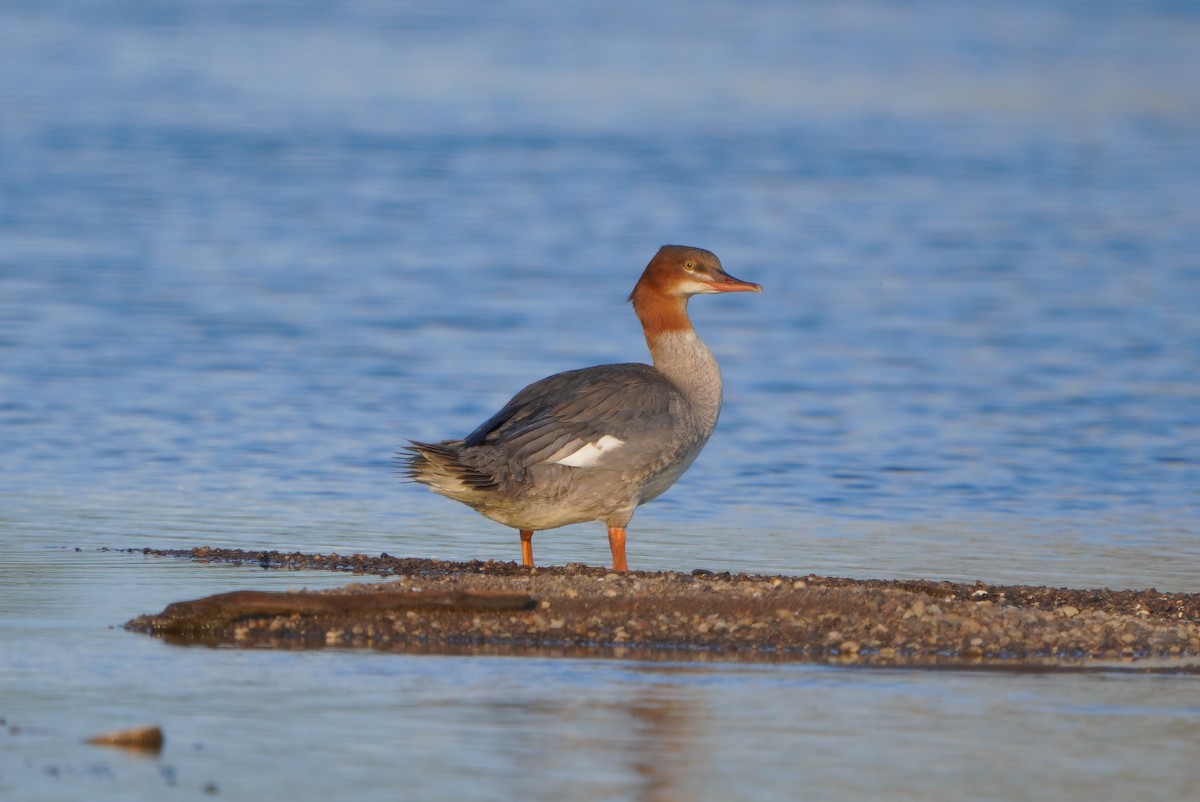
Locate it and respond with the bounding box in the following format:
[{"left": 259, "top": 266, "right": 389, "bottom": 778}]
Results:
[
  {"left": 607, "top": 527, "right": 628, "bottom": 573},
  {"left": 519, "top": 529, "right": 535, "bottom": 568}
]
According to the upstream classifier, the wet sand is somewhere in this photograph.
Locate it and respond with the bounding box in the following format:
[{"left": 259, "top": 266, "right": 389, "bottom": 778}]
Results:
[{"left": 125, "top": 548, "right": 1200, "bottom": 670}]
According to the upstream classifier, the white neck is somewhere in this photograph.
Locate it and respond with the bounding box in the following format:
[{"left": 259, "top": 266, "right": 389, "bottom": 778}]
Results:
[{"left": 647, "top": 329, "right": 723, "bottom": 434}]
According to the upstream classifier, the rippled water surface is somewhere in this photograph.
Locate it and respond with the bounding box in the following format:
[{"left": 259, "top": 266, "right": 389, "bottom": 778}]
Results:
[{"left": 2, "top": 1, "right": 1199, "bottom": 799}]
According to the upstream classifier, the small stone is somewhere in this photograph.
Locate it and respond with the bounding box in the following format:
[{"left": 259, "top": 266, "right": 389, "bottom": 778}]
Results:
[{"left": 87, "top": 725, "right": 164, "bottom": 753}]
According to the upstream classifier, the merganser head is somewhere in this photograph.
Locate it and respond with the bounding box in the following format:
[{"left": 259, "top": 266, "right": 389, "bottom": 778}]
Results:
[
  {"left": 629, "top": 245, "right": 761, "bottom": 302},
  {"left": 628, "top": 245, "right": 761, "bottom": 337}
]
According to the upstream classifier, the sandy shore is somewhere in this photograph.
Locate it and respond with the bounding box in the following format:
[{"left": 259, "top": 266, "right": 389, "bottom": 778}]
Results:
[{"left": 124, "top": 548, "right": 1200, "bottom": 670}]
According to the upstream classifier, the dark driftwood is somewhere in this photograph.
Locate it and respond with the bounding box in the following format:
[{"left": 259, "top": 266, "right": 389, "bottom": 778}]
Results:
[
  {"left": 142, "top": 588, "right": 537, "bottom": 642},
  {"left": 160, "top": 589, "right": 537, "bottom": 621}
]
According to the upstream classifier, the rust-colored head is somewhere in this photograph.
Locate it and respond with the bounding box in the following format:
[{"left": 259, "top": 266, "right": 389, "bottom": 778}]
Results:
[{"left": 628, "top": 245, "right": 761, "bottom": 336}]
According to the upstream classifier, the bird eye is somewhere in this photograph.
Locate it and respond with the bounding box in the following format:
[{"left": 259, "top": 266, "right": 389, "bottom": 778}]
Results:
[{"left": 684, "top": 261, "right": 696, "bottom": 271}]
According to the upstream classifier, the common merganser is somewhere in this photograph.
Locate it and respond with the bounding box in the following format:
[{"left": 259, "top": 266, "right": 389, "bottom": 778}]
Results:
[{"left": 401, "top": 245, "right": 761, "bottom": 572}]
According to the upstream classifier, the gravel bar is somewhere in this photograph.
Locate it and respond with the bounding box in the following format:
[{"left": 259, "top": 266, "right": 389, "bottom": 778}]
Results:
[{"left": 123, "top": 547, "right": 1200, "bottom": 670}]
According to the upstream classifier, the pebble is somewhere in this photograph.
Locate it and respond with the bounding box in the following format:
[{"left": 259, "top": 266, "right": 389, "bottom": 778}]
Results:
[{"left": 87, "top": 724, "right": 164, "bottom": 753}]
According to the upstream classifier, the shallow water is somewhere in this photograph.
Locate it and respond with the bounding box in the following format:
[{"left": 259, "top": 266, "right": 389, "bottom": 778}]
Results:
[
  {"left": 4, "top": 547, "right": 1200, "bottom": 802},
  {"left": 2, "top": 1, "right": 1199, "bottom": 799}
]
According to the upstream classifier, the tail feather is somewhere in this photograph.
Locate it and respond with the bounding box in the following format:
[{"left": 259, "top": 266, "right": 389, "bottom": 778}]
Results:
[{"left": 400, "top": 440, "right": 499, "bottom": 498}]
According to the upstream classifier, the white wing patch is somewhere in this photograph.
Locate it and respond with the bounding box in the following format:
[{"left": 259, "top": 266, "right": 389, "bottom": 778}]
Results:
[{"left": 551, "top": 435, "right": 626, "bottom": 468}]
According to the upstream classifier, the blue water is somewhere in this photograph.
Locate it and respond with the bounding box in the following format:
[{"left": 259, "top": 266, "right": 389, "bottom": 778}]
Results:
[{"left": 2, "top": 1, "right": 1199, "bottom": 800}]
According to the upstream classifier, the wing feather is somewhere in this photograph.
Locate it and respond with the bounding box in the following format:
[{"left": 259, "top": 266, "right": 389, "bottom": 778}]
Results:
[{"left": 462, "top": 363, "right": 681, "bottom": 467}]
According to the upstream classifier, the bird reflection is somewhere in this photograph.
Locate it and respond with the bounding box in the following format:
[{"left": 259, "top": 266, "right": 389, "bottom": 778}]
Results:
[{"left": 468, "top": 670, "right": 708, "bottom": 801}]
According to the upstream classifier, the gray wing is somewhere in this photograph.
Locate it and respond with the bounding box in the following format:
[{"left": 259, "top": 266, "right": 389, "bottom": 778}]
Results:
[{"left": 461, "top": 363, "right": 683, "bottom": 467}]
